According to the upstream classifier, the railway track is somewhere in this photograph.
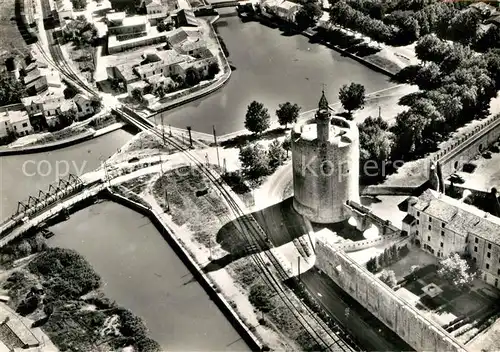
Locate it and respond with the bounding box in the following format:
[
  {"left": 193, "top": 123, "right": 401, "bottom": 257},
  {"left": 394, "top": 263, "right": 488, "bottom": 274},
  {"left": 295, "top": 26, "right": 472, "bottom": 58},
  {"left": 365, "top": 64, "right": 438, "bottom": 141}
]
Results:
[{"left": 117, "top": 108, "right": 359, "bottom": 352}]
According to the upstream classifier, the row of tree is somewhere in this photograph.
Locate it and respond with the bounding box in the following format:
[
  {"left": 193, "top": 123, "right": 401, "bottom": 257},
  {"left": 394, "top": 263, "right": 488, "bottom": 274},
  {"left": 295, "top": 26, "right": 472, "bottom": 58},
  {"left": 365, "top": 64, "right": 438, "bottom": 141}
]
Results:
[
  {"left": 331, "top": 0, "right": 500, "bottom": 49},
  {"left": 244, "top": 83, "right": 365, "bottom": 135},
  {"left": 357, "top": 37, "right": 500, "bottom": 175},
  {"left": 366, "top": 244, "right": 409, "bottom": 273},
  {"left": 391, "top": 36, "right": 500, "bottom": 159},
  {"left": 244, "top": 101, "right": 301, "bottom": 134}
]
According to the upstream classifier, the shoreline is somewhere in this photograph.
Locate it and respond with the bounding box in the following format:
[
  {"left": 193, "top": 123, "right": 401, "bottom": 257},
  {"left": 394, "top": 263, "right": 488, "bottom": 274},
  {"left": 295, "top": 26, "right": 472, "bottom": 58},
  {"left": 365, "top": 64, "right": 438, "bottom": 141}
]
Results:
[
  {"left": 0, "top": 122, "right": 125, "bottom": 156},
  {"left": 101, "top": 189, "right": 263, "bottom": 351}
]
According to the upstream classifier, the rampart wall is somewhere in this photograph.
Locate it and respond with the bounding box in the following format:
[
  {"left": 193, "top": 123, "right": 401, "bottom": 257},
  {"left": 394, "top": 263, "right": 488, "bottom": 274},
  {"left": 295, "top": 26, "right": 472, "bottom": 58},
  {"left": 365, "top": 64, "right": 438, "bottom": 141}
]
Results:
[
  {"left": 315, "top": 240, "right": 469, "bottom": 352},
  {"left": 433, "top": 114, "right": 500, "bottom": 178}
]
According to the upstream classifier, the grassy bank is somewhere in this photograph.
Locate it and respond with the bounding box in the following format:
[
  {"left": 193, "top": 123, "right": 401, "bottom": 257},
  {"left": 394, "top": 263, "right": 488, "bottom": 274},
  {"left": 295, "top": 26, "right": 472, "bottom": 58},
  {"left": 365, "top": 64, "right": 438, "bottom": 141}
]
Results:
[{"left": 150, "top": 166, "right": 328, "bottom": 350}]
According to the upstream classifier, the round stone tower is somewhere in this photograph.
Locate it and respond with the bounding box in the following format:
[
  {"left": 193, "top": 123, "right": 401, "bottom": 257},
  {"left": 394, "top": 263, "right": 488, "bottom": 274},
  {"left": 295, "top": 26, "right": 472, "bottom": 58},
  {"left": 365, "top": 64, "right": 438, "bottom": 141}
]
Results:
[{"left": 291, "top": 90, "right": 360, "bottom": 224}]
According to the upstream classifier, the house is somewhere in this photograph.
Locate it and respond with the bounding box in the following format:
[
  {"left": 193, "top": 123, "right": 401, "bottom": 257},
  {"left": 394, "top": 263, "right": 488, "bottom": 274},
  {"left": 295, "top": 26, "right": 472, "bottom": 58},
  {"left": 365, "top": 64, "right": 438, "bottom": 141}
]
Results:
[
  {"left": 172, "top": 9, "right": 198, "bottom": 28},
  {"left": 486, "top": 14, "right": 500, "bottom": 26},
  {"left": 4, "top": 109, "right": 33, "bottom": 136},
  {"left": 275, "top": 0, "right": 301, "bottom": 22},
  {"left": 145, "top": 0, "right": 169, "bottom": 24},
  {"left": 403, "top": 189, "right": 500, "bottom": 288},
  {"left": 21, "top": 88, "right": 66, "bottom": 130},
  {"left": 55, "top": 0, "right": 73, "bottom": 20},
  {"left": 133, "top": 50, "right": 186, "bottom": 80},
  {"left": 23, "top": 67, "right": 62, "bottom": 94},
  {"left": 106, "top": 13, "right": 149, "bottom": 39},
  {"left": 165, "top": 27, "right": 202, "bottom": 47},
  {"left": 0, "top": 112, "right": 12, "bottom": 139},
  {"left": 469, "top": 1, "right": 497, "bottom": 18},
  {"left": 74, "top": 94, "right": 95, "bottom": 118},
  {"left": 176, "top": 37, "right": 207, "bottom": 56}
]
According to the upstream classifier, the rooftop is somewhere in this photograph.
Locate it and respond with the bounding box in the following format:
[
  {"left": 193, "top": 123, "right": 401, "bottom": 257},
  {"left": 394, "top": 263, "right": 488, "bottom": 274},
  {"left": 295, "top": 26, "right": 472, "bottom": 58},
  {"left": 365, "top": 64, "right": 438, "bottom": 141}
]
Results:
[
  {"left": 21, "top": 87, "right": 64, "bottom": 106},
  {"left": 166, "top": 27, "right": 202, "bottom": 46},
  {"left": 414, "top": 189, "right": 500, "bottom": 244},
  {"left": 0, "top": 109, "right": 29, "bottom": 124},
  {"left": 106, "top": 11, "right": 126, "bottom": 23},
  {"left": 179, "top": 38, "right": 206, "bottom": 53},
  {"left": 277, "top": 0, "right": 300, "bottom": 10}
]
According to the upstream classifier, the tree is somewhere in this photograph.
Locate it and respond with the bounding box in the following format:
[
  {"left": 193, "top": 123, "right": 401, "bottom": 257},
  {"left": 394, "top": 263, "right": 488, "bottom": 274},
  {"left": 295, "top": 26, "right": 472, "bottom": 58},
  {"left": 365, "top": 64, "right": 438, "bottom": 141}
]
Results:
[
  {"left": 268, "top": 140, "right": 286, "bottom": 170},
  {"left": 185, "top": 67, "right": 201, "bottom": 86},
  {"left": 245, "top": 101, "right": 270, "bottom": 134},
  {"left": 0, "top": 76, "right": 27, "bottom": 105},
  {"left": 414, "top": 63, "right": 442, "bottom": 90},
  {"left": 295, "top": 2, "right": 322, "bottom": 29},
  {"left": 131, "top": 88, "right": 144, "bottom": 104},
  {"left": 282, "top": 135, "right": 292, "bottom": 158},
  {"left": 437, "top": 253, "right": 476, "bottom": 290},
  {"left": 379, "top": 269, "right": 397, "bottom": 288},
  {"left": 276, "top": 102, "right": 301, "bottom": 128},
  {"left": 476, "top": 25, "right": 500, "bottom": 53},
  {"left": 339, "top": 83, "right": 365, "bottom": 115},
  {"left": 447, "top": 9, "right": 481, "bottom": 45},
  {"left": 17, "top": 240, "right": 32, "bottom": 257},
  {"left": 358, "top": 116, "right": 392, "bottom": 166},
  {"left": 71, "top": 0, "right": 86, "bottom": 11},
  {"left": 207, "top": 62, "right": 220, "bottom": 79},
  {"left": 59, "top": 108, "right": 77, "bottom": 127},
  {"left": 249, "top": 283, "right": 275, "bottom": 313},
  {"left": 366, "top": 257, "right": 377, "bottom": 273},
  {"left": 415, "top": 34, "right": 449, "bottom": 63},
  {"left": 239, "top": 143, "right": 270, "bottom": 180},
  {"left": 154, "top": 85, "right": 166, "bottom": 98}
]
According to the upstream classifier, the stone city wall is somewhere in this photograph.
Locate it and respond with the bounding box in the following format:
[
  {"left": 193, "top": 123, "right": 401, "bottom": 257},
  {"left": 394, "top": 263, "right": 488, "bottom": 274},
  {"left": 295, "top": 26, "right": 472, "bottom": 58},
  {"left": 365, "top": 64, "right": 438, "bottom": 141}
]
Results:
[
  {"left": 315, "top": 240, "right": 469, "bottom": 352},
  {"left": 432, "top": 114, "right": 500, "bottom": 178}
]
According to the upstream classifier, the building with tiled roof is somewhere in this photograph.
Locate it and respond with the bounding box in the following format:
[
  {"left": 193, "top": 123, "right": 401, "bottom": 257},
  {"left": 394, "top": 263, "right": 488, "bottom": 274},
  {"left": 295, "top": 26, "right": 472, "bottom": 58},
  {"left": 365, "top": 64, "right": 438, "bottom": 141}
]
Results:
[
  {"left": 172, "top": 9, "right": 198, "bottom": 27},
  {"left": 403, "top": 189, "right": 500, "bottom": 287}
]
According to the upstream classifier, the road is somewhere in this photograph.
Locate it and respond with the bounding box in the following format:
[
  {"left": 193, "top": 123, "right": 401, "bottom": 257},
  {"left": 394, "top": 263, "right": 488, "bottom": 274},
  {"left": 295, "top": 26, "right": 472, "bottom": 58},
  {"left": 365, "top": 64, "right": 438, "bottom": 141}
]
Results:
[{"left": 301, "top": 269, "right": 414, "bottom": 352}]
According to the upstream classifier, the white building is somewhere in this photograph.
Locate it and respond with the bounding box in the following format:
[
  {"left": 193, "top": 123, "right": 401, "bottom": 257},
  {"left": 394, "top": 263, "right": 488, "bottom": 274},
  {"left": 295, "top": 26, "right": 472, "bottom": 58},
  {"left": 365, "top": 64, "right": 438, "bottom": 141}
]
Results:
[
  {"left": 5, "top": 109, "right": 33, "bottom": 136},
  {"left": 74, "top": 94, "right": 95, "bottom": 118}
]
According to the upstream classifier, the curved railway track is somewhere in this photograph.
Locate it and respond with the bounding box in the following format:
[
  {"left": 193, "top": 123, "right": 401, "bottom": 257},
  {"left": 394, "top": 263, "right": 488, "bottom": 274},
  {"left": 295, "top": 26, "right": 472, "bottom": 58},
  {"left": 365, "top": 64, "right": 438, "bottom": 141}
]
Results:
[{"left": 116, "top": 108, "right": 359, "bottom": 352}]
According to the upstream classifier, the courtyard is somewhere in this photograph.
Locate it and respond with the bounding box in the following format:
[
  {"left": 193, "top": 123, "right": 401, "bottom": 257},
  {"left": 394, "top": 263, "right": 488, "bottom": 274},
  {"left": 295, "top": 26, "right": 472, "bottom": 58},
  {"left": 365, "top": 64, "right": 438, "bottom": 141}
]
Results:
[{"left": 383, "top": 247, "right": 500, "bottom": 346}]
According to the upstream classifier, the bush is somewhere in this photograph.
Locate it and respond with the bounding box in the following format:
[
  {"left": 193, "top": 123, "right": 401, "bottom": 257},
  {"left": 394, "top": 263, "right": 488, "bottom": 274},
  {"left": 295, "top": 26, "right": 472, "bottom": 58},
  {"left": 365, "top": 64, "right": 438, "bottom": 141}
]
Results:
[
  {"left": 28, "top": 248, "right": 101, "bottom": 298},
  {"left": 248, "top": 283, "right": 275, "bottom": 313}
]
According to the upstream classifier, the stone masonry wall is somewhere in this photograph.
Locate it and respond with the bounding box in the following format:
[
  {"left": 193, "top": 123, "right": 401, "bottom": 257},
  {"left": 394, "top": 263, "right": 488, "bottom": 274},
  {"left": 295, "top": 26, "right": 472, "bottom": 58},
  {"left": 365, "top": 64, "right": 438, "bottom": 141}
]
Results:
[{"left": 315, "top": 239, "right": 469, "bottom": 352}]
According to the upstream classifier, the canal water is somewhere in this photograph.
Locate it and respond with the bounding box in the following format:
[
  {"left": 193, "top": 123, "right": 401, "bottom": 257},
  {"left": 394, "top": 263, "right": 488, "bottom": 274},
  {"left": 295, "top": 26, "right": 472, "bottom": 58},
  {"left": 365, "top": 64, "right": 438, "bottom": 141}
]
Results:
[
  {"left": 154, "top": 14, "right": 392, "bottom": 135},
  {"left": 48, "top": 201, "right": 249, "bottom": 351},
  {"left": 0, "top": 13, "right": 393, "bottom": 351}
]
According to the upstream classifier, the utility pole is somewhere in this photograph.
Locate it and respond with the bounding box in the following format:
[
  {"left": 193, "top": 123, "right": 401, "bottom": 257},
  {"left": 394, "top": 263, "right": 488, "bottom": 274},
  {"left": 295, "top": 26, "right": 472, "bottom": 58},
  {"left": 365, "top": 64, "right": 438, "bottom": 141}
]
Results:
[
  {"left": 378, "top": 106, "right": 381, "bottom": 118},
  {"left": 165, "top": 187, "right": 170, "bottom": 212},
  {"left": 169, "top": 124, "right": 172, "bottom": 137},
  {"left": 213, "top": 125, "right": 221, "bottom": 169},
  {"left": 298, "top": 256, "right": 301, "bottom": 280},
  {"left": 187, "top": 126, "right": 193, "bottom": 148},
  {"left": 223, "top": 158, "right": 227, "bottom": 174},
  {"left": 161, "top": 114, "right": 165, "bottom": 144}
]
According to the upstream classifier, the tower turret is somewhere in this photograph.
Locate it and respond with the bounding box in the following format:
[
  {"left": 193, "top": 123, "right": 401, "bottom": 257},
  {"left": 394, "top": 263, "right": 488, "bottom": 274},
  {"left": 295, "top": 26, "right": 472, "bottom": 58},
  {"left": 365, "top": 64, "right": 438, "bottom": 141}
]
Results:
[{"left": 316, "top": 90, "right": 331, "bottom": 142}]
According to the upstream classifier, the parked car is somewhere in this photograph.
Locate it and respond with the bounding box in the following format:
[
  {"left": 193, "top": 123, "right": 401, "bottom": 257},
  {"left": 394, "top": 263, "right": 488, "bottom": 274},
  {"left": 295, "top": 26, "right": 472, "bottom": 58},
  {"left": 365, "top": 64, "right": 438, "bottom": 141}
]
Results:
[{"left": 449, "top": 173, "right": 465, "bottom": 184}]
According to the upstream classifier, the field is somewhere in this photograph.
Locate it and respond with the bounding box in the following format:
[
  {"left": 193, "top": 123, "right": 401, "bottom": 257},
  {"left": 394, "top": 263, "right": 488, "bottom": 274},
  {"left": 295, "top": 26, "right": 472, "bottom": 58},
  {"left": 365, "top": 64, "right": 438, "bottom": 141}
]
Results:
[{"left": 0, "top": 0, "right": 29, "bottom": 63}]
